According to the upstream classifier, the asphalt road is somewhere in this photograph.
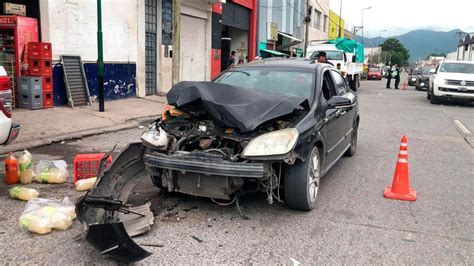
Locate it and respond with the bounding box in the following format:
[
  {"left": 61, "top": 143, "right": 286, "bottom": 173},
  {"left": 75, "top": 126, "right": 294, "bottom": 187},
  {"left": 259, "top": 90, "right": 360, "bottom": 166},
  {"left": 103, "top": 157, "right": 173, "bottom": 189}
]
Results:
[{"left": 0, "top": 75, "right": 473, "bottom": 264}]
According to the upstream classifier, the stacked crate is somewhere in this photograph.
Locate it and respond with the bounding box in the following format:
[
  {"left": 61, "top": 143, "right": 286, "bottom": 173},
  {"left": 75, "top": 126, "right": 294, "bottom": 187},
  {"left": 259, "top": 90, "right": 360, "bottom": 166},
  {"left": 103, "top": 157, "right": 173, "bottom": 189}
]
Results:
[{"left": 22, "top": 42, "right": 53, "bottom": 108}]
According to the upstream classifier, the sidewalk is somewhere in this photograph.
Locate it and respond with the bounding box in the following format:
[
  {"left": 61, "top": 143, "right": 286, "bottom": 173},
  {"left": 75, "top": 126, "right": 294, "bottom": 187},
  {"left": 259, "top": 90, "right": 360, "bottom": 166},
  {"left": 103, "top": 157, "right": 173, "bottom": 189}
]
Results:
[{"left": 0, "top": 96, "right": 166, "bottom": 154}]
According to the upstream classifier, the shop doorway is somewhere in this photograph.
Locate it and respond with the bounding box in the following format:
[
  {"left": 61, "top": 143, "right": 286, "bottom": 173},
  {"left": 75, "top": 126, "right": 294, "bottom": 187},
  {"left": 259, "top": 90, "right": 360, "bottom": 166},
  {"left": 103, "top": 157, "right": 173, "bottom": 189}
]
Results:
[{"left": 221, "top": 2, "right": 250, "bottom": 69}]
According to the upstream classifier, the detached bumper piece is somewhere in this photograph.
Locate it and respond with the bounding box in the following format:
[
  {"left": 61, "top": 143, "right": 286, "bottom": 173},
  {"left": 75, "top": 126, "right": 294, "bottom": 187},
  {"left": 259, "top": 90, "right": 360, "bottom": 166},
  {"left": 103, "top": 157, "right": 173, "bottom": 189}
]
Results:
[
  {"left": 76, "top": 143, "right": 152, "bottom": 263},
  {"left": 144, "top": 151, "right": 265, "bottom": 178}
]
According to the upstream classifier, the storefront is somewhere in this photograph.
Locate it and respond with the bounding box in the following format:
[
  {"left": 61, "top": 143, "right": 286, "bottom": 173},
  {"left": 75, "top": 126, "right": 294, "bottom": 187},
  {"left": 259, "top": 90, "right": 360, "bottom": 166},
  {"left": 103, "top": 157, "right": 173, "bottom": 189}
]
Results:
[{"left": 210, "top": 0, "right": 257, "bottom": 79}]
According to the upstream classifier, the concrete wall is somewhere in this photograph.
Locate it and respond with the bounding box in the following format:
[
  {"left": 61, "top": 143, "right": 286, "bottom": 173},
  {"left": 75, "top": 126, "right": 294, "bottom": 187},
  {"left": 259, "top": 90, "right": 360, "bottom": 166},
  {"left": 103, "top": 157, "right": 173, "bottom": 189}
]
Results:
[{"left": 41, "top": 0, "right": 138, "bottom": 63}]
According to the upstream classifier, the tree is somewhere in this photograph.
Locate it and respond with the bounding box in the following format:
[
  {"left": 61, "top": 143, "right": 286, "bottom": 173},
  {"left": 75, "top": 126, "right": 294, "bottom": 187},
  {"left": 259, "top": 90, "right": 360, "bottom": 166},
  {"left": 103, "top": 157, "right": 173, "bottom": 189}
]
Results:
[{"left": 380, "top": 38, "right": 410, "bottom": 66}]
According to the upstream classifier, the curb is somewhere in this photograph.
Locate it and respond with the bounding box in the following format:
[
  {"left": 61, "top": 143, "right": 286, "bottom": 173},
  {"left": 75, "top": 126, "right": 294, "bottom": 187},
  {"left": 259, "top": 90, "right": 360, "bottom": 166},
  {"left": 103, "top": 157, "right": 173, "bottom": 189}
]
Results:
[
  {"left": 453, "top": 120, "right": 473, "bottom": 148},
  {"left": 0, "top": 116, "right": 156, "bottom": 155}
]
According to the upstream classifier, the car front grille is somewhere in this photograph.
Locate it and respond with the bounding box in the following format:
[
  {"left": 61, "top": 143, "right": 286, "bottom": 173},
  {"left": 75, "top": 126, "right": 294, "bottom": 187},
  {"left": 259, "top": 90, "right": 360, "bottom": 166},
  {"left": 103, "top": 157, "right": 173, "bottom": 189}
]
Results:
[
  {"left": 438, "top": 87, "right": 474, "bottom": 94},
  {"left": 446, "top": 79, "right": 474, "bottom": 86}
]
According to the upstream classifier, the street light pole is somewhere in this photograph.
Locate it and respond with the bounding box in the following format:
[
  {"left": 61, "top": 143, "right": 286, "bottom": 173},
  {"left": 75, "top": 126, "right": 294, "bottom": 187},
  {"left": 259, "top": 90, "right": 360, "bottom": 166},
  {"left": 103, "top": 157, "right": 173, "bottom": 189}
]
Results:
[
  {"left": 361, "top": 6, "right": 371, "bottom": 46},
  {"left": 97, "top": 0, "right": 104, "bottom": 112},
  {"left": 338, "top": 0, "right": 343, "bottom": 38}
]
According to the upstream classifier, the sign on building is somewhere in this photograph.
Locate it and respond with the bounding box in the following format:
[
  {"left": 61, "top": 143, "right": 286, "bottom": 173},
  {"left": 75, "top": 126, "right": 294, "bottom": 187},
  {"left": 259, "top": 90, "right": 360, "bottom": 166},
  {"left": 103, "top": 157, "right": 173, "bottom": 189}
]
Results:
[{"left": 267, "top": 22, "right": 278, "bottom": 41}]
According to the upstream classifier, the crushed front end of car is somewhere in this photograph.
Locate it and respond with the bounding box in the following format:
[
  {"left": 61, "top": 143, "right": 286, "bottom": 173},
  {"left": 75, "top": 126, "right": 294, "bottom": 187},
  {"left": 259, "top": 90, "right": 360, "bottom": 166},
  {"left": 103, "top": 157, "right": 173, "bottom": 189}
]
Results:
[{"left": 76, "top": 81, "right": 310, "bottom": 263}]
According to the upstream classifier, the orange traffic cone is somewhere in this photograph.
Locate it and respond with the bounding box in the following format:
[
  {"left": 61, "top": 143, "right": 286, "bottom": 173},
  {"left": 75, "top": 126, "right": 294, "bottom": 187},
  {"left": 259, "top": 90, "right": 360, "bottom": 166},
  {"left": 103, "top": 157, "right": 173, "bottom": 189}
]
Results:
[
  {"left": 402, "top": 81, "right": 407, "bottom": 90},
  {"left": 384, "top": 135, "right": 417, "bottom": 201}
]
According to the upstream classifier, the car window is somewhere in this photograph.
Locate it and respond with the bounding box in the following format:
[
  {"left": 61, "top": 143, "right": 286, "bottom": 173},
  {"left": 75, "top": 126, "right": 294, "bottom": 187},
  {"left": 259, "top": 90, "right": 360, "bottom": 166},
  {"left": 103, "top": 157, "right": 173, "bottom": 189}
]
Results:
[
  {"left": 310, "top": 50, "right": 344, "bottom": 60},
  {"left": 369, "top": 68, "right": 380, "bottom": 72},
  {"left": 439, "top": 63, "right": 474, "bottom": 74},
  {"left": 321, "top": 71, "right": 336, "bottom": 101},
  {"left": 214, "top": 68, "right": 315, "bottom": 99},
  {"left": 330, "top": 70, "right": 348, "bottom": 96}
]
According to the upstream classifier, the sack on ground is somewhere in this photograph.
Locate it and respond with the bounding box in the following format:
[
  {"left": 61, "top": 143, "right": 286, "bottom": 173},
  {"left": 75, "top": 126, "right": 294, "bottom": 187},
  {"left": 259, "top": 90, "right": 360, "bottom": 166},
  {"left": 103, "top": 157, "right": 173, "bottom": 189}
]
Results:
[
  {"left": 19, "top": 197, "right": 76, "bottom": 234},
  {"left": 35, "top": 160, "right": 68, "bottom": 184}
]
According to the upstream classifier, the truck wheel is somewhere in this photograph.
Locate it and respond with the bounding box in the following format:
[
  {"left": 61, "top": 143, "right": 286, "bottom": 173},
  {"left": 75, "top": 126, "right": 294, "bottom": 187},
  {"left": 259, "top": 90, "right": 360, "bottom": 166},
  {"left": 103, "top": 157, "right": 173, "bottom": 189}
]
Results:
[
  {"left": 430, "top": 93, "right": 440, "bottom": 104},
  {"left": 349, "top": 80, "right": 357, "bottom": 91},
  {"left": 284, "top": 147, "right": 321, "bottom": 211}
]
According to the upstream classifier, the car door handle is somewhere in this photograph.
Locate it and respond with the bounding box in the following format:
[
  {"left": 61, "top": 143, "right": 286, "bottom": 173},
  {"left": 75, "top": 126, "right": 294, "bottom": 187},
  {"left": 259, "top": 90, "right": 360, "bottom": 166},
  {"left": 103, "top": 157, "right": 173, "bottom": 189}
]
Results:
[
  {"left": 323, "top": 117, "right": 329, "bottom": 123},
  {"left": 336, "top": 110, "right": 346, "bottom": 117}
]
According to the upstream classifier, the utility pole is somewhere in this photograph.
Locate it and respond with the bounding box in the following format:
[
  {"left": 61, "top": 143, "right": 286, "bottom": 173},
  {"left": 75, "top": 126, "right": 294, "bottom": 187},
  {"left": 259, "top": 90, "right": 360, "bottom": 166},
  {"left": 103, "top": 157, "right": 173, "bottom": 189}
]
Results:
[
  {"left": 361, "top": 7, "right": 371, "bottom": 46},
  {"left": 338, "top": 0, "right": 343, "bottom": 38},
  {"left": 97, "top": 0, "right": 104, "bottom": 112},
  {"left": 172, "top": 0, "right": 181, "bottom": 85},
  {"left": 456, "top": 31, "right": 464, "bottom": 60},
  {"left": 303, "top": 0, "right": 310, "bottom": 57}
]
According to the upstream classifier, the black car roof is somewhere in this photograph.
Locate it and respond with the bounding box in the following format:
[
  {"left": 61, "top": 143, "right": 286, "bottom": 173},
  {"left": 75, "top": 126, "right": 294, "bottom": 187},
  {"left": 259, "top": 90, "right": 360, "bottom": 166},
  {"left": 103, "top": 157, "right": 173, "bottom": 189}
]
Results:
[{"left": 234, "top": 58, "right": 328, "bottom": 71}]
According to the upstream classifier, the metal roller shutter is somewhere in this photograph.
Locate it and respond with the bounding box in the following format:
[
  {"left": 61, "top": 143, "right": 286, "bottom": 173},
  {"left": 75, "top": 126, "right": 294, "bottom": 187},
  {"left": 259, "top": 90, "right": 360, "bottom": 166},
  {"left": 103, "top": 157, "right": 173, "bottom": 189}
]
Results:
[{"left": 222, "top": 2, "right": 250, "bottom": 30}]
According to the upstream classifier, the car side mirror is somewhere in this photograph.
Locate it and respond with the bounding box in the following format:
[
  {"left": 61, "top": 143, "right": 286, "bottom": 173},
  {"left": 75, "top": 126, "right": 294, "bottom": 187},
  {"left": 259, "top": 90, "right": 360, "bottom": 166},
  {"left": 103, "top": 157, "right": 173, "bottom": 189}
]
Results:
[
  {"left": 430, "top": 69, "right": 436, "bottom": 74},
  {"left": 327, "top": 96, "right": 353, "bottom": 109}
]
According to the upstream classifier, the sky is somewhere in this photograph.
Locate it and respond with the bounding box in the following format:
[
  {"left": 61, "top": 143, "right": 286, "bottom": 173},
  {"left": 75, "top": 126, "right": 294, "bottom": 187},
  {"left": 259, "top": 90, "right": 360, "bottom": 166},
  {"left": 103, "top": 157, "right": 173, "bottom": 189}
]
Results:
[{"left": 329, "top": 0, "right": 474, "bottom": 38}]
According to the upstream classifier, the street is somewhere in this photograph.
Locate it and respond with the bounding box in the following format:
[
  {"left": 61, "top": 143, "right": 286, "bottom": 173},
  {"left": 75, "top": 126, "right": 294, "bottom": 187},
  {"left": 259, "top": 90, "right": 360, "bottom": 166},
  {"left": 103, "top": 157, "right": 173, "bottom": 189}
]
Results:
[{"left": 1, "top": 76, "right": 473, "bottom": 264}]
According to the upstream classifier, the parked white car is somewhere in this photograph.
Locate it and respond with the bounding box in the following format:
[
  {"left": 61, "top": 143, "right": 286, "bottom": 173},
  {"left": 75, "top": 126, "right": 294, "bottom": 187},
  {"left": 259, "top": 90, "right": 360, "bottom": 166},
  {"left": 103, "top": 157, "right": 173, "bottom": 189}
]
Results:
[
  {"left": 0, "top": 66, "right": 19, "bottom": 145},
  {"left": 428, "top": 60, "right": 474, "bottom": 104}
]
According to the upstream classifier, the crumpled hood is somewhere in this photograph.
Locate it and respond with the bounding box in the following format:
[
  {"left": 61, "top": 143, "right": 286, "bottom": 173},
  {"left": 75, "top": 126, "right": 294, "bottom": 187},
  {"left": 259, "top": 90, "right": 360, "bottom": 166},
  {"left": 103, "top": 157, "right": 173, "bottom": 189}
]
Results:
[{"left": 166, "top": 81, "right": 309, "bottom": 132}]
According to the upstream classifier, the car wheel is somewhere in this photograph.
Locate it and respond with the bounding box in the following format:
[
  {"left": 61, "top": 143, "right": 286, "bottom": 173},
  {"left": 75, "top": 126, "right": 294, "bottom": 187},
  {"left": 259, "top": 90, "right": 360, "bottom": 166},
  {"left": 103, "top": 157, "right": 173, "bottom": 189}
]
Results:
[
  {"left": 427, "top": 90, "right": 431, "bottom": 100},
  {"left": 284, "top": 147, "right": 321, "bottom": 211},
  {"left": 415, "top": 86, "right": 420, "bottom": 91},
  {"left": 344, "top": 122, "right": 358, "bottom": 157},
  {"left": 430, "top": 93, "right": 440, "bottom": 104}
]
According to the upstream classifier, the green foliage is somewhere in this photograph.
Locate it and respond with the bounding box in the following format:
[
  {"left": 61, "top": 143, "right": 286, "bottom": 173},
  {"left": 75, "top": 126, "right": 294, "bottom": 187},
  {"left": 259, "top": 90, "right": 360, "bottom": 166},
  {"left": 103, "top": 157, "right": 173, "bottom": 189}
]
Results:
[{"left": 380, "top": 38, "right": 410, "bottom": 66}]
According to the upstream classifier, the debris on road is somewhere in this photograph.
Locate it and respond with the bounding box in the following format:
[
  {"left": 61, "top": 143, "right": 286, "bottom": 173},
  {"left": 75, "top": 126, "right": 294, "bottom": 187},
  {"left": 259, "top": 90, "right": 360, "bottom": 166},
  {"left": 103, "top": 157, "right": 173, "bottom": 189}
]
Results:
[
  {"left": 9, "top": 186, "right": 39, "bottom": 201},
  {"left": 19, "top": 197, "right": 76, "bottom": 235},
  {"left": 191, "top": 235, "right": 203, "bottom": 243},
  {"left": 118, "top": 202, "right": 154, "bottom": 237}
]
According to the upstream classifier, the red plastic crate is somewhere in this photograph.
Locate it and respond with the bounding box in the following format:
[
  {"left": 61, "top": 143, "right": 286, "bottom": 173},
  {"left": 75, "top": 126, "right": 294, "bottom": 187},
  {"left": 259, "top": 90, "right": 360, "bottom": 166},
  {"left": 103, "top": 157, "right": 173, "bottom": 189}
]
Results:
[
  {"left": 25, "top": 42, "right": 52, "bottom": 59},
  {"left": 43, "top": 91, "right": 53, "bottom": 108},
  {"left": 25, "top": 59, "right": 52, "bottom": 76},
  {"left": 73, "top": 153, "right": 113, "bottom": 183},
  {"left": 42, "top": 75, "right": 53, "bottom": 92}
]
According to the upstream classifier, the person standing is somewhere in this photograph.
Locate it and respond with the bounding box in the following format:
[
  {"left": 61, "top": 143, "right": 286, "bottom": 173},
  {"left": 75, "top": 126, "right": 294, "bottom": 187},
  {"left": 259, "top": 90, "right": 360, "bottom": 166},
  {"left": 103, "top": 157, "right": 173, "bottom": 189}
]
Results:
[
  {"left": 315, "top": 51, "right": 334, "bottom": 66},
  {"left": 228, "top": 51, "right": 236, "bottom": 68},
  {"left": 386, "top": 66, "right": 393, "bottom": 89},
  {"left": 394, "top": 65, "right": 401, "bottom": 89}
]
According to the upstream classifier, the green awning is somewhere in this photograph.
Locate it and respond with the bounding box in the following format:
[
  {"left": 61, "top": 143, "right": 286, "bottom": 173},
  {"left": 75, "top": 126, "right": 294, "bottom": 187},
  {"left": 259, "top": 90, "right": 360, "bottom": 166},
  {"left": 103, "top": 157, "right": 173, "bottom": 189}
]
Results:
[{"left": 259, "top": 48, "right": 286, "bottom": 57}]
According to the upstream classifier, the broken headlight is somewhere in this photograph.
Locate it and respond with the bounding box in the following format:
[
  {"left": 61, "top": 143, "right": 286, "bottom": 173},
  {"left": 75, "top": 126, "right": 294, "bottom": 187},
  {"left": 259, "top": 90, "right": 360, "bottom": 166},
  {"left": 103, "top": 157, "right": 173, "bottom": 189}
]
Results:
[
  {"left": 243, "top": 128, "right": 299, "bottom": 157},
  {"left": 141, "top": 124, "right": 168, "bottom": 148}
]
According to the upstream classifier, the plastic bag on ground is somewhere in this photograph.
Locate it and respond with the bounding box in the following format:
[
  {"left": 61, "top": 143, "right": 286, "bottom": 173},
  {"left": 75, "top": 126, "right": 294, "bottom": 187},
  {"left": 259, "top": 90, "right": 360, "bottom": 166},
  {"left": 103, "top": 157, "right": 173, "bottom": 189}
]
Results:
[
  {"left": 9, "top": 186, "right": 39, "bottom": 201},
  {"left": 35, "top": 160, "right": 68, "bottom": 184},
  {"left": 19, "top": 197, "right": 76, "bottom": 234},
  {"left": 75, "top": 177, "right": 97, "bottom": 191}
]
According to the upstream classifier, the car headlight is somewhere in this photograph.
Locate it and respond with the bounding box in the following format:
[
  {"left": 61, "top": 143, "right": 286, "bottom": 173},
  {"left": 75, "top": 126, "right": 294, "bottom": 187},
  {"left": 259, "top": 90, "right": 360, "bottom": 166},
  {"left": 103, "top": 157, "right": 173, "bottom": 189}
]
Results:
[
  {"left": 411, "top": 78, "right": 416, "bottom": 81},
  {"left": 243, "top": 128, "right": 299, "bottom": 158},
  {"left": 420, "top": 82, "right": 425, "bottom": 86},
  {"left": 141, "top": 124, "right": 169, "bottom": 148}
]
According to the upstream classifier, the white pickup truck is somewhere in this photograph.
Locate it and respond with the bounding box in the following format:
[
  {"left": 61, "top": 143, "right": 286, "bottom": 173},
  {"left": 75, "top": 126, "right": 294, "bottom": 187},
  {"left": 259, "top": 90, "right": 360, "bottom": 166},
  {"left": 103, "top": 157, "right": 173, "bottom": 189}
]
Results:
[{"left": 306, "top": 42, "right": 363, "bottom": 91}]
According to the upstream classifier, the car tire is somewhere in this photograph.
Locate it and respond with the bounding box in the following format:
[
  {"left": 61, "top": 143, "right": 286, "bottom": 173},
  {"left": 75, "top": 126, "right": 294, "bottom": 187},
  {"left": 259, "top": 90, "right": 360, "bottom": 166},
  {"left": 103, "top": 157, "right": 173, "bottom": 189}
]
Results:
[
  {"left": 430, "top": 93, "right": 440, "bottom": 104},
  {"left": 415, "top": 86, "right": 420, "bottom": 91},
  {"left": 344, "top": 122, "right": 358, "bottom": 157},
  {"left": 427, "top": 91, "right": 431, "bottom": 100},
  {"left": 284, "top": 147, "right": 321, "bottom": 211}
]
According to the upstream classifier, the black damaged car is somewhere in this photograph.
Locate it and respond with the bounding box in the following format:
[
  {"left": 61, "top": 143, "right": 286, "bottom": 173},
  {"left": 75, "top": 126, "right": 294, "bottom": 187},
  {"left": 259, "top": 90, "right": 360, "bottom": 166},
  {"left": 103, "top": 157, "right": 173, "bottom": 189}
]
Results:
[{"left": 76, "top": 58, "right": 360, "bottom": 263}]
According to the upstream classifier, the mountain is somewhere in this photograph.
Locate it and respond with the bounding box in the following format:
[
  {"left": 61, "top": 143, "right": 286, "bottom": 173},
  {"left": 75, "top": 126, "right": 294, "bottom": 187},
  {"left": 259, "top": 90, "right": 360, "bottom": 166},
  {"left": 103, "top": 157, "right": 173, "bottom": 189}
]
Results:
[{"left": 358, "top": 29, "right": 461, "bottom": 63}]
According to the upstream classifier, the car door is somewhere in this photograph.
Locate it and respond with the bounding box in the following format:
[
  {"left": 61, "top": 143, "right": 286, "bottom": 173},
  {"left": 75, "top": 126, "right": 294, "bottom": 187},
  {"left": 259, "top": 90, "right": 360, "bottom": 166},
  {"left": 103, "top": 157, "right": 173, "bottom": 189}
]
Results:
[
  {"left": 330, "top": 70, "right": 357, "bottom": 149},
  {"left": 319, "top": 71, "right": 346, "bottom": 166}
]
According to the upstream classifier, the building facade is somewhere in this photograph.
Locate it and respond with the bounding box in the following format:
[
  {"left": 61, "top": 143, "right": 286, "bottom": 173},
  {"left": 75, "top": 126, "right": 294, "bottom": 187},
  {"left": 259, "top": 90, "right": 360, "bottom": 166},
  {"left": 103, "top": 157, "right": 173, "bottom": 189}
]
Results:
[
  {"left": 328, "top": 9, "right": 344, "bottom": 40},
  {"left": 455, "top": 33, "right": 474, "bottom": 62}
]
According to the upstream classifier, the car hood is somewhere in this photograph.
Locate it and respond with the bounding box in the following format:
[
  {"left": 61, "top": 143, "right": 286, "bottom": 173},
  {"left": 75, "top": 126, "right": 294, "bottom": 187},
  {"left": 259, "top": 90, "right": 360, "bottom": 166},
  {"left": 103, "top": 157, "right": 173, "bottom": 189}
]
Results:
[
  {"left": 166, "top": 81, "right": 309, "bottom": 133},
  {"left": 437, "top": 72, "right": 474, "bottom": 80}
]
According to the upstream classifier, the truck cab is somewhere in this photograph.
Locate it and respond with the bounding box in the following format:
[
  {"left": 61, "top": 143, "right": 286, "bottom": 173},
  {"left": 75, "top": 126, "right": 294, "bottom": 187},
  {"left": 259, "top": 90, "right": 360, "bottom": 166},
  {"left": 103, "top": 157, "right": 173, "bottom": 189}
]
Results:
[{"left": 306, "top": 41, "right": 364, "bottom": 91}]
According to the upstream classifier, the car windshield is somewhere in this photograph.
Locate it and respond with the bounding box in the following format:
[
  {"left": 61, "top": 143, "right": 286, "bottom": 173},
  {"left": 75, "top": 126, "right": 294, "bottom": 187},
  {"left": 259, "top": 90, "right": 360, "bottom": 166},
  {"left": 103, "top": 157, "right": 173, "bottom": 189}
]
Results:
[
  {"left": 369, "top": 68, "right": 380, "bottom": 72},
  {"left": 310, "top": 50, "right": 344, "bottom": 60},
  {"left": 439, "top": 63, "right": 474, "bottom": 74},
  {"left": 214, "top": 68, "right": 314, "bottom": 99},
  {"left": 411, "top": 70, "right": 421, "bottom": 75},
  {"left": 422, "top": 69, "right": 432, "bottom": 75}
]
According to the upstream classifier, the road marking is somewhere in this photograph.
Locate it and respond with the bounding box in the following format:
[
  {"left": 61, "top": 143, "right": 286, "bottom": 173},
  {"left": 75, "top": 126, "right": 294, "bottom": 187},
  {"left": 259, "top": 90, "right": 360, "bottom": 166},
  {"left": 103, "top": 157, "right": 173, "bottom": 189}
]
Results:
[{"left": 453, "top": 120, "right": 472, "bottom": 136}]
